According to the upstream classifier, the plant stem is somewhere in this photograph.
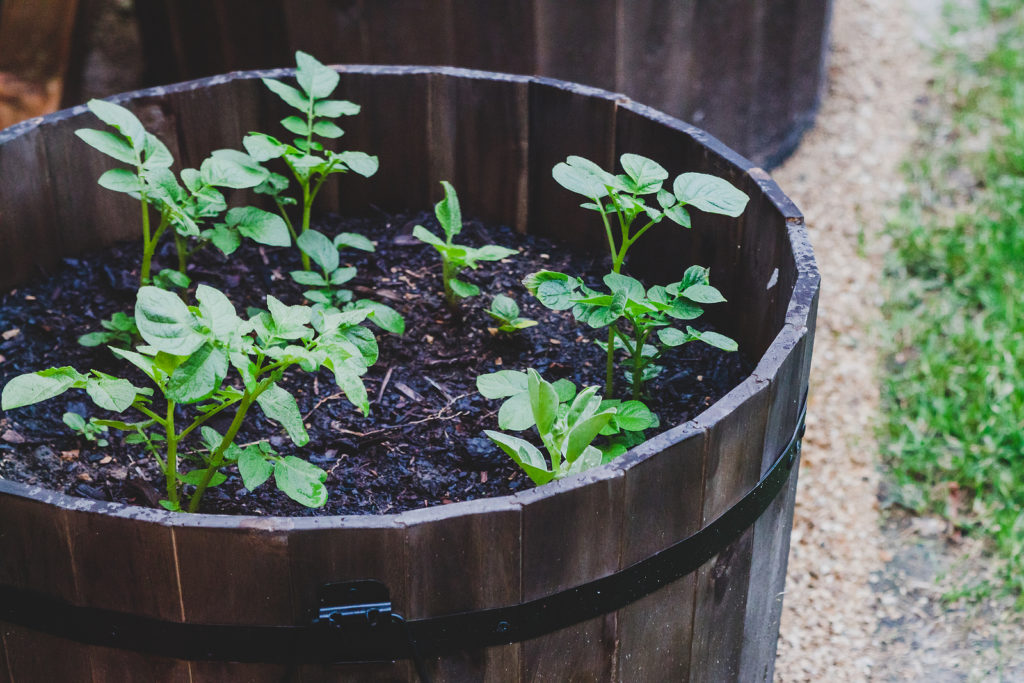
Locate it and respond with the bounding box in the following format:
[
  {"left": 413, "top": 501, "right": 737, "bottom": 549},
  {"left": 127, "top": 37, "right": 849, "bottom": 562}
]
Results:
[
  {"left": 300, "top": 183, "right": 312, "bottom": 270},
  {"left": 441, "top": 256, "right": 458, "bottom": 309},
  {"left": 174, "top": 231, "right": 188, "bottom": 274},
  {"left": 186, "top": 389, "right": 259, "bottom": 513},
  {"left": 140, "top": 197, "right": 152, "bottom": 285},
  {"left": 165, "top": 400, "right": 179, "bottom": 507}
]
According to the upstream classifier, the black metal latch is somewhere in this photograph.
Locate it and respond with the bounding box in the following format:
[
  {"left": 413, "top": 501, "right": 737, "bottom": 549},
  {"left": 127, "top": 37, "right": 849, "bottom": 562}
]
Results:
[{"left": 315, "top": 579, "right": 393, "bottom": 630}]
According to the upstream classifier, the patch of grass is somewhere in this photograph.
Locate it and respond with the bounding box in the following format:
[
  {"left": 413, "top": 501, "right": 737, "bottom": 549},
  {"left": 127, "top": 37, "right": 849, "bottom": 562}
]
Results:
[{"left": 882, "top": 0, "right": 1024, "bottom": 599}]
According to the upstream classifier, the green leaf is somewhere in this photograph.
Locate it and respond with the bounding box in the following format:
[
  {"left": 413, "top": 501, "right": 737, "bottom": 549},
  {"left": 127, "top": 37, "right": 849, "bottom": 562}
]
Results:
[
  {"left": 109, "top": 347, "right": 162, "bottom": 382},
  {"left": 261, "top": 77, "right": 310, "bottom": 111},
  {"left": 498, "top": 391, "right": 534, "bottom": 431},
  {"left": 552, "top": 161, "right": 609, "bottom": 200},
  {"left": 85, "top": 375, "right": 140, "bottom": 412},
  {"left": 354, "top": 299, "right": 405, "bottom": 335},
  {"left": 166, "top": 342, "right": 228, "bottom": 404},
  {"left": 603, "top": 272, "right": 646, "bottom": 301},
  {"left": 528, "top": 369, "right": 559, "bottom": 435},
  {"left": 135, "top": 286, "right": 205, "bottom": 355},
  {"left": 314, "top": 99, "right": 360, "bottom": 117},
  {"left": 680, "top": 265, "right": 710, "bottom": 289},
  {"left": 153, "top": 269, "right": 190, "bottom": 291},
  {"left": 238, "top": 446, "right": 274, "bottom": 491},
  {"left": 681, "top": 284, "right": 727, "bottom": 304},
  {"left": 336, "top": 151, "right": 378, "bottom": 178},
  {"left": 434, "top": 180, "right": 462, "bottom": 240},
  {"left": 330, "top": 365, "right": 370, "bottom": 416},
  {"left": 179, "top": 469, "right": 227, "bottom": 487},
  {"left": 280, "top": 115, "right": 310, "bottom": 137},
  {"left": 565, "top": 445, "right": 603, "bottom": 476},
  {"left": 552, "top": 378, "right": 577, "bottom": 403},
  {"left": 75, "top": 129, "right": 136, "bottom": 164},
  {"left": 467, "top": 244, "right": 517, "bottom": 264},
  {"left": 86, "top": 98, "right": 146, "bottom": 150},
  {"left": 565, "top": 410, "right": 616, "bottom": 463},
  {"left": 290, "top": 270, "right": 328, "bottom": 287},
  {"left": 693, "top": 329, "right": 738, "bottom": 352},
  {"left": 657, "top": 327, "right": 695, "bottom": 347},
  {"left": 329, "top": 267, "right": 357, "bottom": 286},
  {"left": 228, "top": 206, "right": 291, "bottom": 247},
  {"left": 243, "top": 132, "right": 287, "bottom": 162},
  {"left": 256, "top": 382, "right": 309, "bottom": 446},
  {"left": 412, "top": 225, "right": 444, "bottom": 248},
  {"left": 667, "top": 299, "right": 704, "bottom": 320},
  {"left": 312, "top": 120, "right": 344, "bottom": 138},
  {"left": 297, "top": 229, "right": 339, "bottom": 274},
  {"left": 2, "top": 367, "right": 84, "bottom": 409},
  {"left": 274, "top": 455, "right": 328, "bottom": 507},
  {"left": 449, "top": 278, "right": 479, "bottom": 298},
  {"left": 619, "top": 153, "right": 668, "bottom": 193},
  {"left": 98, "top": 168, "right": 142, "bottom": 194},
  {"left": 142, "top": 133, "right": 174, "bottom": 170},
  {"left": 200, "top": 152, "right": 267, "bottom": 189},
  {"left": 663, "top": 204, "right": 692, "bottom": 228},
  {"left": 295, "top": 50, "right": 340, "bottom": 99},
  {"left": 484, "top": 430, "right": 555, "bottom": 486},
  {"left": 63, "top": 411, "right": 87, "bottom": 431},
  {"left": 613, "top": 401, "right": 657, "bottom": 431},
  {"left": 477, "top": 370, "right": 528, "bottom": 399},
  {"left": 673, "top": 173, "right": 750, "bottom": 217},
  {"left": 78, "top": 331, "right": 112, "bottom": 347},
  {"left": 209, "top": 225, "right": 242, "bottom": 255},
  {"left": 334, "top": 232, "right": 375, "bottom": 252},
  {"left": 489, "top": 295, "right": 520, "bottom": 321}
]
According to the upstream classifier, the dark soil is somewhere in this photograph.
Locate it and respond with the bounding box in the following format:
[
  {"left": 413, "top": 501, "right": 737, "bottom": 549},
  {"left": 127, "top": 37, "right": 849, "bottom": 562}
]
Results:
[{"left": 0, "top": 211, "right": 751, "bottom": 516}]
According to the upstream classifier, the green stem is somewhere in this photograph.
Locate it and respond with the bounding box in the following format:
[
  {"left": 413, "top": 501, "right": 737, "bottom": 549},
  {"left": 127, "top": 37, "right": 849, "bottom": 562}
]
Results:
[
  {"left": 605, "top": 326, "right": 616, "bottom": 396},
  {"left": 631, "top": 328, "right": 650, "bottom": 400},
  {"left": 441, "top": 255, "right": 458, "bottom": 309},
  {"left": 174, "top": 231, "right": 188, "bottom": 275},
  {"left": 186, "top": 386, "right": 264, "bottom": 513},
  {"left": 165, "top": 400, "right": 179, "bottom": 507},
  {"left": 176, "top": 395, "right": 243, "bottom": 442},
  {"left": 140, "top": 196, "right": 152, "bottom": 285},
  {"left": 276, "top": 199, "right": 298, "bottom": 243},
  {"left": 300, "top": 183, "right": 312, "bottom": 270}
]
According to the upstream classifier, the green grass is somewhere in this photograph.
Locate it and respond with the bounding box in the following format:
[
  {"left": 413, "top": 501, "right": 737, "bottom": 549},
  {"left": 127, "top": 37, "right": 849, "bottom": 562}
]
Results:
[{"left": 882, "top": 0, "right": 1024, "bottom": 598}]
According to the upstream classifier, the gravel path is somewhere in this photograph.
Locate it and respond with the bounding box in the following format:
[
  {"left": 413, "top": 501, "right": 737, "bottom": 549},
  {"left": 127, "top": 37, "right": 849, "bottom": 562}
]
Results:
[{"left": 773, "top": 1, "right": 1024, "bottom": 680}]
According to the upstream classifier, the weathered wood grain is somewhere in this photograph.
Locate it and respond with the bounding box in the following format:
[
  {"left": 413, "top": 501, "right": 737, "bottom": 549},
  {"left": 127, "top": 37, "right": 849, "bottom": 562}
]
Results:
[
  {"left": 612, "top": 427, "right": 707, "bottom": 681},
  {"left": 0, "top": 630, "right": 10, "bottom": 683},
  {"left": 451, "top": 0, "right": 535, "bottom": 75},
  {"left": 1, "top": 626, "right": 92, "bottom": 683},
  {"left": 517, "top": 468, "right": 624, "bottom": 680},
  {"left": 534, "top": 0, "right": 618, "bottom": 91}
]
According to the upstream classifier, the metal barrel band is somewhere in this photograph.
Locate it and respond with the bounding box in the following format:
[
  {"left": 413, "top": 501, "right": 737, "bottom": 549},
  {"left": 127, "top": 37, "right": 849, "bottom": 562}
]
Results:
[{"left": 0, "top": 402, "right": 806, "bottom": 664}]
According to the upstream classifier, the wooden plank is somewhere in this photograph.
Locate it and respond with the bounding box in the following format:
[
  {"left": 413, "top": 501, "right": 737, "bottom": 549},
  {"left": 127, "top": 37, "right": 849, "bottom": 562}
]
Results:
[
  {"left": 534, "top": 0, "right": 617, "bottom": 91},
  {"left": 688, "top": 379, "right": 771, "bottom": 681},
  {"left": 517, "top": 468, "right": 624, "bottom": 680},
  {"left": 282, "top": 0, "right": 366, "bottom": 65},
  {"left": 613, "top": 427, "right": 707, "bottom": 681},
  {"left": 0, "top": 630, "right": 10, "bottom": 683},
  {"left": 617, "top": 0, "right": 696, "bottom": 120},
  {"left": 450, "top": 0, "right": 535, "bottom": 75},
  {"left": 404, "top": 498, "right": 521, "bottom": 682},
  {"left": 171, "top": 77, "right": 260, "bottom": 171},
  {"left": 88, "top": 645, "right": 190, "bottom": 683},
  {"left": 527, "top": 78, "right": 618, "bottom": 248},
  {"left": 1, "top": 625, "right": 93, "bottom": 683},
  {"left": 362, "top": 0, "right": 454, "bottom": 66},
  {"left": 332, "top": 68, "right": 433, "bottom": 215},
  {"left": 0, "top": 122, "right": 60, "bottom": 289},
  {"left": 188, "top": 661, "right": 297, "bottom": 683},
  {"left": 428, "top": 72, "right": 530, "bottom": 234},
  {"left": 288, "top": 516, "right": 414, "bottom": 682},
  {"left": 686, "top": 0, "right": 763, "bottom": 155},
  {"left": 748, "top": 0, "right": 800, "bottom": 165}
]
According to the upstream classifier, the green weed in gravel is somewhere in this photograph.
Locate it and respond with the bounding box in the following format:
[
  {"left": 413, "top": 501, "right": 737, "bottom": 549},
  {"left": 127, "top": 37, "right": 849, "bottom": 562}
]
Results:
[{"left": 882, "top": 0, "right": 1024, "bottom": 599}]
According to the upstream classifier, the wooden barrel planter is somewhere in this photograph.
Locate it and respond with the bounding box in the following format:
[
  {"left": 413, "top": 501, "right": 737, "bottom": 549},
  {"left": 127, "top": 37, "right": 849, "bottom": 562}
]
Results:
[
  {"left": 0, "top": 67, "right": 819, "bottom": 682},
  {"left": 133, "top": 0, "right": 834, "bottom": 168}
]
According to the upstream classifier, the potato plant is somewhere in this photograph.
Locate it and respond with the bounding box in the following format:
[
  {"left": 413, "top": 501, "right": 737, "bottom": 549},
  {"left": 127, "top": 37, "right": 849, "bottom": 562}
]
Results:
[{"left": 2, "top": 285, "right": 377, "bottom": 512}]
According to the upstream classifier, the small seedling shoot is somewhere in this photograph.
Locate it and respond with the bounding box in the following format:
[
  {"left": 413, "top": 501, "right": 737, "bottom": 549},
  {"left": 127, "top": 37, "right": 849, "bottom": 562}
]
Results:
[
  {"left": 486, "top": 295, "right": 537, "bottom": 334},
  {"left": 244, "top": 51, "right": 379, "bottom": 271},
  {"left": 413, "top": 181, "right": 518, "bottom": 308}
]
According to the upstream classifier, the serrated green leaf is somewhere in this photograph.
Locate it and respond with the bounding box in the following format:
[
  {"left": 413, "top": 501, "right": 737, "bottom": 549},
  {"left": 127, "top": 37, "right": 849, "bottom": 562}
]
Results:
[
  {"left": 331, "top": 365, "right": 370, "bottom": 416},
  {"left": 228, "top": 206, "right": 291, "bottom": 247},
  {"left": 295, "top": 50, "right": 340, "bottom": 99},
  {"left": 75, "top": 128, "right": 136, "bottom": 164},
  {"left": 274, "top": 455, "right": 328, "bottom": 507},
  {"left": 603, "top": 272, "right": 646, "bottom": 301},
  {"left": 261, "top": 77, "right": 310, "bottom": 110},
  {"left": 354, "top": 299, "right": 405, "bottom": 335},
  {"left": 135, "top": 286, "right": 205, "bottom": 355},
  {"left": 142, "top": 133, "right": 174, "bottom": 170},
  {"left": 256, "top": 382, "right": 309, "bottom": 446},
  {"left": 673, "top": 173, "right": 749, "bottom": 216}
]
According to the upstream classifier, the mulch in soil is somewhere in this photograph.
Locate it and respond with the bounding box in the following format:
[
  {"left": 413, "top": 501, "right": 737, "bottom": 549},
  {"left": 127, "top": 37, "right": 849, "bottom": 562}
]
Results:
[{"left": 0, "top": 210, "right": 751, "bottom": 516}]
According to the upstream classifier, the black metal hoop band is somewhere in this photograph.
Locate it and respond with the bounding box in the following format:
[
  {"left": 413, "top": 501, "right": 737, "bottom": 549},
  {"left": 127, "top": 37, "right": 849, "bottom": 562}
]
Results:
[{"left": 0, "top": 403, "right": 805, "bottom": 664}]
